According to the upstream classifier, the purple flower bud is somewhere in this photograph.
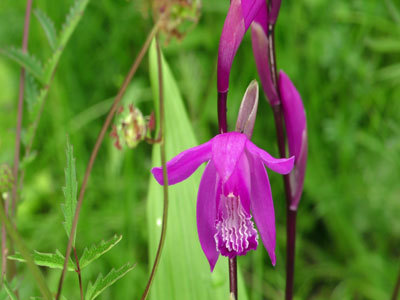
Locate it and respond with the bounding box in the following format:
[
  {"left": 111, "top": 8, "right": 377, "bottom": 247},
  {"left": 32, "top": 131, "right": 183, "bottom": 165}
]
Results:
[
  {"left": 268, "top": 0, "right": 282, "bottom": 26},
  {"left": 251, "top": 19, "right": 279, "bottom": 106},
  {"left": 278, "top": 71, "right": 308, "bottom": 210},
  {"left": 217, "top": 0, "right": 264, "bottom": 93}
]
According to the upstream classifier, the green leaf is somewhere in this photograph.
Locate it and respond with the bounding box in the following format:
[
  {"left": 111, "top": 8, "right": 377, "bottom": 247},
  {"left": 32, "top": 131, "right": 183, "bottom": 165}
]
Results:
[
  {"left": 3, "top": 279, "right": 18, "bottom": 300},
  {"left": 43, "top": 0, "right": 90, "bottom": 82},
  {"left": 80, "top": 235, "right": 122, "bottom": 269},
  {"left": 8, "top": 249, "right": 75, "bottom": 271},
  {"left": 59, "top": 0, "right": 90, "bottom": 46},
  {"left": 61, "top": 139, "right": 78, "bottom": 246},
  {"left": 365, "top": 37, "right": 400, "bottom": 53},
  {"left": 146, "top": 41, "right": 249, "bottom": 300},
  {"left": 0, "top": 48, "right": 45, "bottom": 83},
  {"left": 85, "top": 263, "right": 135, "bottom": 300},
  {"left": 34, "top": 9, "right": 58, "bottom": 50}
]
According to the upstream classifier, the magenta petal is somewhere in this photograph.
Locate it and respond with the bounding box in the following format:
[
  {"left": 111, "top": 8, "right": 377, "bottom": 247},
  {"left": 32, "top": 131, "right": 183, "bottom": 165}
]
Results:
[
  {"left": 251, "top": 22, "right": 279, "bottom": 106},
  {"left": 241, "top": 0, "right": 265, "bottom": 28},
  {"left": 212, "top": 132, "right": 247, "bottom": 182},
  {"left": 290, "top": 131, "right": 308, "bottom": 210},
  {"left": 247, "top": 152, "right": 276, "bottom": 265},
  {"left": 151, "top": 140, "right": 212, "bottom": 185},
  {"left": 245, "top": 140, "right": 294, "bottom": 174},
  {"left": 197, "top": 161, "right": 220, "bottom": 271},
  {"left": 253, "top": 0, "right": 268, "bottom": 34},
  {"left": 278, "top": 71, "right": 307, "bottom": 160},
  {"left": 223, "top": 154, "right": 251, "bottom": 214}
]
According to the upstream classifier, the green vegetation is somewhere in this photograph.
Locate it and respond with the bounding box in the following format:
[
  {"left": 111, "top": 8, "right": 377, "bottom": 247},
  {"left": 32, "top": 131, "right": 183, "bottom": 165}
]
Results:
[{"left": 0, "top": 0, "right": 399, "bottom": 299}]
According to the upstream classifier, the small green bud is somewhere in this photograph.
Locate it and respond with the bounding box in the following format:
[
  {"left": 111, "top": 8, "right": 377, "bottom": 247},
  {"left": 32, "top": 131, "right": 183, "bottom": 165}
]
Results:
[{"left": 0, "top": 164, "right": 14, "bottom": 194}]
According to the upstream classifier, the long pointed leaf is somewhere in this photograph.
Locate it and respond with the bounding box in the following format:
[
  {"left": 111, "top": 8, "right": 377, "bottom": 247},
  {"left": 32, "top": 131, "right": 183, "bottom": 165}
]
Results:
[{"left": 62, "top": 139, "right": 78, "bottom": 246}]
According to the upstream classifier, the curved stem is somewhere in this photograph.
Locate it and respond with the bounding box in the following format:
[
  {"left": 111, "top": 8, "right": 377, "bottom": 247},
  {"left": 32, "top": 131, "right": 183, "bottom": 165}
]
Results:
[
  {"left": 55, "top": 22, "right": 160, "bottom": 300},
  {"left": 140, "top": 35, "right": 168, "bottom": 300}
]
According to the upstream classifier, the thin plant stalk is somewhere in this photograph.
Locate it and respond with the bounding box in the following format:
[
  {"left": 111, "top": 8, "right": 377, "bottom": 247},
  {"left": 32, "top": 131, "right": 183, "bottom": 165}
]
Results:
[
  {"left": 73, "top": 247, "right": 83, "bottom": 300},
  {"left": 140, "top": 35, "right": 168, "bottom": 300},
  {"left": 55, "top": 22, "right": 160, "bottom": 300},
  {"left": 229, "top": 258, "right": 238, "bottom": 300},
  {"left": 268, "top": 23, "right": 297, "bottom": 300},
  {"left": 0, "top": 194, "right": 52, "bottom": 299},
  {"left": 392, "top": 265, "right": 400, "bottom": 300},
  {"left": 11, "top": 0, "right": 33, "bottom": 216}
]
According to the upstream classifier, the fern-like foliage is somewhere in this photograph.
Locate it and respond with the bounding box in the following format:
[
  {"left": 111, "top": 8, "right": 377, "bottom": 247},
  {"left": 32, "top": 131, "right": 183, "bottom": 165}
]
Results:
[
  {"left": 80, "top": 235, "right": 122, "bottom": 269},
  {"left": 34, "top": 9, "right": 58, "bottom": 50},
  {"left": 0, "top": 48, "right": 45, "bottom": 83},
  {"left": 85, "top": 263, "right": 135, "bottom": 300}
]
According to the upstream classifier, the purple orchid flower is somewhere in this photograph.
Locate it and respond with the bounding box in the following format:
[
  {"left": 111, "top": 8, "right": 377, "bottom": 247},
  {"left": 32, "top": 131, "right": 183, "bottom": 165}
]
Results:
[
  {"left": 279, "top": 71, "right": 307, "bottom": 210},
  {"left": 152, "top": 132, "right": 294, "bottom": 271}
]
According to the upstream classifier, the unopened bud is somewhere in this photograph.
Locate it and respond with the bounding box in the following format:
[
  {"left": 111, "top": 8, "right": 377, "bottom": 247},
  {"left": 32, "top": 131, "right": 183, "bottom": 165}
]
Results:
[
  {"left": 111, "top": 104, "right": 151, "bottom": 150},
  {"left": 153, "top": 0, "right": 201, "bottom": 42}
]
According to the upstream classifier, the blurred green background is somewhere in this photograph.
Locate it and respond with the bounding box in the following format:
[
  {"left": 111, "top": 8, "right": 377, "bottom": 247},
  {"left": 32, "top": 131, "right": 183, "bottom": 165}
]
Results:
[{"left": 1, "top": 0, "right": 400, "bottom": 299}]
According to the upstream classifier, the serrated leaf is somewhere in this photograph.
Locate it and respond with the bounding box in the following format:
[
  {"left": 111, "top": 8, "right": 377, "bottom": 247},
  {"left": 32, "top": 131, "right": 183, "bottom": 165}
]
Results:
[
  {"left": 85, "top": 263, "right": 135, "bottom": 300},
  {"left": 34, "top": 9, "right": 58, "bottom": 50},
  {"left": 43, "top": 0, "right": 90, "bottom": 82},
  {"left": 25, "top": 73, "right": 39, "bottom": 112},
  {"left": 3, "top": 279, "right": 18, "bottom": 300},
  {"left": 80, "top": 235, "right": 122, "bottom": 269},
  {"left": 62, "top": 139, "right": 78, "bottom": 246},
  {"left": 1, "top": 48, "right": 45, "bottom": 83},
  {"left": 8, "top": 249, "right": 75, "bottom": 271}
]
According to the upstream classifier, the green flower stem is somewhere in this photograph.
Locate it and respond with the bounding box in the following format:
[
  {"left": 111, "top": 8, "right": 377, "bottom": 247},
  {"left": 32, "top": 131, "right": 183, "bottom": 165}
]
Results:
[{"left": 0, "top": 194, "right": 52, "bottom": 299}]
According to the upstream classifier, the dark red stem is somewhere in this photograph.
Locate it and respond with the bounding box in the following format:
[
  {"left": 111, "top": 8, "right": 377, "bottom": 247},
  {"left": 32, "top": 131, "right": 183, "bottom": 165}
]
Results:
[
  {"left": 229, "top": 257, "right": 238, "bottom": 300},
  {"left": 11, "top": 0, "right": 33, "bottom": 215},
  {"left": 218, "top": 91, "right": 228, "bottom": 133},
  {"left": 73, "top": 247, "right": 83, "bottom": 300},
  {"left": 268, "top": 23, "right": 297, "bottom": 300}
]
